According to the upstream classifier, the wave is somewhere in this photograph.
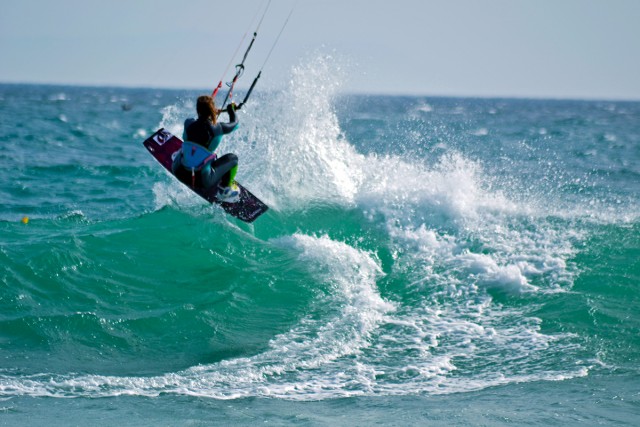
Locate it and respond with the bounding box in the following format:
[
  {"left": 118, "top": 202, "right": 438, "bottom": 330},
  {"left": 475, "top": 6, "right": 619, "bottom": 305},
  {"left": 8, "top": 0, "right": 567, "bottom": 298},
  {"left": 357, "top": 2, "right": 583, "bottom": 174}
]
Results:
[
  {"left": 0, "top": 228, "right": 588, "bottom": 400},
  {"left": 3, "top": 54, "right": 637, "bottom": 401}
]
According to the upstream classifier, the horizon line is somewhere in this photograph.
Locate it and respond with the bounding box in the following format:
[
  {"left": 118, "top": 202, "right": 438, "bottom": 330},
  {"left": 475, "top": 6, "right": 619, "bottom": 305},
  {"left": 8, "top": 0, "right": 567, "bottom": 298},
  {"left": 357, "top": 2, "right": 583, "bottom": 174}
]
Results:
[{"left": 1, "top": 80, "right": 639, "bottom": 104}]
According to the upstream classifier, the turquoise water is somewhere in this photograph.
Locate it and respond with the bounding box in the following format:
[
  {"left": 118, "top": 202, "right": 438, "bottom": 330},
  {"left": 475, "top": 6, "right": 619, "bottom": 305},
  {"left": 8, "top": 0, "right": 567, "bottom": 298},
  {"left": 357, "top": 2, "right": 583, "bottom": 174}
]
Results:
[{"left": 1, "top": 57, "right": 639, "bottom": 425}]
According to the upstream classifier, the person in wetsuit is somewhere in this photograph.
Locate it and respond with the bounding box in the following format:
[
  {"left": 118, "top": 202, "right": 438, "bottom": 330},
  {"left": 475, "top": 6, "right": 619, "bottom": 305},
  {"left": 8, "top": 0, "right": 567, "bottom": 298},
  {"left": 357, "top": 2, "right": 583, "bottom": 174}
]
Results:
[{"left": 172, "top": 95, "right": 240, "bottom": 202}]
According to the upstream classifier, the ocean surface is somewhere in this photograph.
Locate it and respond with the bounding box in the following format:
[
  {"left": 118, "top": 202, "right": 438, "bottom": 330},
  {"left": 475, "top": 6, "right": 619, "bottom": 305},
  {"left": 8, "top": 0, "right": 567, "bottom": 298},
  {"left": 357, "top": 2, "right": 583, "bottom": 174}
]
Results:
[{"left": 1, "top": 57, "right": 639, "bottom": 425}]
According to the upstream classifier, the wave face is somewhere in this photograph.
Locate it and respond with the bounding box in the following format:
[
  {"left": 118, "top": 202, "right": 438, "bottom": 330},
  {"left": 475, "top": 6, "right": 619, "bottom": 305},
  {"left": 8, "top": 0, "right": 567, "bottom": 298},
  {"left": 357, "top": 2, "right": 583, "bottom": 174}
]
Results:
[{"left": 0, "top": 58, "right": 639, "bottom": 418}]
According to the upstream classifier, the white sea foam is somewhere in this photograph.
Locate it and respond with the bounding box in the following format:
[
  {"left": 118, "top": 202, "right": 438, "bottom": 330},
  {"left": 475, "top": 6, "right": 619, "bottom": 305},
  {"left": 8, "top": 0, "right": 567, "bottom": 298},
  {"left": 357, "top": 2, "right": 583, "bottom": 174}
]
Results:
[
  {"left": 151, "top": 180, "right": 203, "bottom": 212},
  {"left": 159, "top": 100, "right": 192, "bottom": 136},
  {"left": 239, "top": 54, "right": 587, "bottom": 394},
  {"left": 134, "top": 128, "right": 147, "bottom": 138},
  {"left": 471, "top": 127, "right": 489, "bottom": 136},
  {"left": 49, "top": 92, "right": 67, "bottom": 101},
  {"left": 228, "top": 54, "right": 363, "bottom": 209},
  {"left": 416, "top": 102, "right": 433, "bottom": 113}
]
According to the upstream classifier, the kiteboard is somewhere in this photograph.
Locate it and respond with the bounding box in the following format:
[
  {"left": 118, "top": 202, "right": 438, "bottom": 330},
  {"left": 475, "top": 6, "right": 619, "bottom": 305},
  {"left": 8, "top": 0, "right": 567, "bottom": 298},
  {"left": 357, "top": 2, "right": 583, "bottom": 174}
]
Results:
[{"left": 143, "top": 128, "right": 268, "bottom": 223}]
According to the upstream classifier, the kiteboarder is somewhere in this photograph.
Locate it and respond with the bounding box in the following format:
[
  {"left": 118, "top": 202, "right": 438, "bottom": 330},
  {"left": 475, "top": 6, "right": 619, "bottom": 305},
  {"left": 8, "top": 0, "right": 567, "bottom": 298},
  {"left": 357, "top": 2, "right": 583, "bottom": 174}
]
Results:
[{"left": 171, "top": 95, "right": 240, "bottom": 202}]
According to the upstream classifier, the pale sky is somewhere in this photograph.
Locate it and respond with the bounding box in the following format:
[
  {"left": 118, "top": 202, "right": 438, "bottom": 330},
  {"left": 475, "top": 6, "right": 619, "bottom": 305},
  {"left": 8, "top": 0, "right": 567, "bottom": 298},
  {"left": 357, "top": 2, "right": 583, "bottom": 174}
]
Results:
[{"left": 1, "top": 0, "right": 639, "bottom": 100}]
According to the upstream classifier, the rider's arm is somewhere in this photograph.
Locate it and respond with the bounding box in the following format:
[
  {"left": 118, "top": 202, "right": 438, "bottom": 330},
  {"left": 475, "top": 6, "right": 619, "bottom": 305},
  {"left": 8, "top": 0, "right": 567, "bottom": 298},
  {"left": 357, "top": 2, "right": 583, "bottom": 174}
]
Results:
[{"left": 220, "top": 103, "right": 238, "bottom": 134}]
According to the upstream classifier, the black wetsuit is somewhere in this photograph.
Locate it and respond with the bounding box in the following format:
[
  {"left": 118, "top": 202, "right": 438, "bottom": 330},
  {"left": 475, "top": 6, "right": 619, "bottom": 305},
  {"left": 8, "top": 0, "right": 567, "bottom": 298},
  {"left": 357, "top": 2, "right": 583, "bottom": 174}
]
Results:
[{"left": 172, "top": 108, "right": 238, "bottom": 189}]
